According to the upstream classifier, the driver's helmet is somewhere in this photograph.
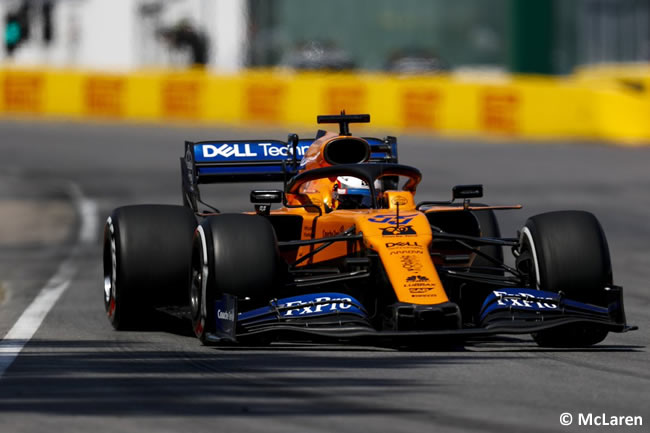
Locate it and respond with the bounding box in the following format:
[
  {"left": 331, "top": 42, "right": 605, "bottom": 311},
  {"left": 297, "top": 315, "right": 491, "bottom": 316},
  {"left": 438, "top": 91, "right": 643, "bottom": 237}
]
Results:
[{"left": 333, "top": 176, "right": 380, "bottom": 209}]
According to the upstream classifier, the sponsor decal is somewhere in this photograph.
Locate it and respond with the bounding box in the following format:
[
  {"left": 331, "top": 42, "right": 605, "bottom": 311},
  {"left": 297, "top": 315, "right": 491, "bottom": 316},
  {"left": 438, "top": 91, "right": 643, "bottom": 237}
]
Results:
[
  {"left": 404, "top": 275, "right": 435, "bottom": 294},
  {"left": 390, "top": 249, "right": 424, "bottom": 255},
  {"left": 492, "top": 290, "right": 558, "bottom": 309},
  {"left": 3, "top": 73, "right": 44, "bottom": 112},
  {"left": 236, "top": 293, "right": 367, "bottom": 323},
  {"left": 391, "top": 196, "right": 409, "bottom": 206},
  {"left": 381, "top": 225, "right": 417, "bottom": 236},
  {"left": 322, "top": 225, "right": 345, "bottom": 238},
  {"left": 385, "top": 241, "right": 424, "bottom": 254},
  {"left": 409, "top": 287, "right": 432, "bottom": 294},
  {"left": 261, "top": 143, "right": 310, "bottom": 157},
  {"left": 199, "top": 142, "right": 310, "bottom": 160},
  {"left": 203, "top": 143, "right": 257, "bottom": 158},
  {"left": 368, "top": 214, "right": 417, "bottom": 225},
  {"left": 385, "top": 241, "right": 421, "bottom": 248},
  {"left": 162, "top": 80, "right": 199, "bottom": 119},
  {"left": 217, "top": 308, "right": 235, "bottom": 322},
  {"left": 282, "top": 296, "right": 353, "bottom": 317},
  {"left": 400, "top": 255, "right": 422, "bottom": 273},
  {"left": 214, "top": 294, "right": 237, "bottom": 339},
  {"left": 85, "top": 76, "right": 125, "bottom": 117}
]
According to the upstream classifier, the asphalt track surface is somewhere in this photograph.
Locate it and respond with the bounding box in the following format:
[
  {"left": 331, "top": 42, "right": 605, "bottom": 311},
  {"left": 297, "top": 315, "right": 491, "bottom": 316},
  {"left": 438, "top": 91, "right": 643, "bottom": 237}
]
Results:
[{"left": 0, "top": 119, "right": 647, "bottom": 432}]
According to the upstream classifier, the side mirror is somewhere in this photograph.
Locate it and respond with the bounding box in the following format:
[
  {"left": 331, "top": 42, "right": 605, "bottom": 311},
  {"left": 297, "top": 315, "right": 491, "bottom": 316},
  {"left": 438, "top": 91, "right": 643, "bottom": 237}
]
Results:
[
  {"left": 452, "top": 184, "right": 483, "bottom": 200},
  {"left": 250, "top": 189, "right": 283, "bottom": 204}
]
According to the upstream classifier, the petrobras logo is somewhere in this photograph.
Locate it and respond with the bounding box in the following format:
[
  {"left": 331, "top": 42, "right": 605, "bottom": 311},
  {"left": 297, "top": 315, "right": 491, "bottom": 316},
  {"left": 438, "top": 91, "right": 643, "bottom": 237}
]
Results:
[
  {"left": 367, "top": 214, "right": 418, "bottom": 225},
  {"left": 217, "top": 308, "right": 235, "bottom": 322},
  {"left": 492, "top": 290, "right": 558, "bottom": 309},
  {"left": 282, "top": 296, "right": 353, "bottom": 317},
  {"left": 198, "top": 142, "right": 311, "bottom": 160}
]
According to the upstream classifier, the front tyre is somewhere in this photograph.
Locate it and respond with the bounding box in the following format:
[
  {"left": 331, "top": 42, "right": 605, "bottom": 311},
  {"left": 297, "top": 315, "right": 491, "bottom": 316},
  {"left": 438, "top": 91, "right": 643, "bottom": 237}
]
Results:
[
  {"left": 190, "top": 214, "right": 280, "bottom": 344},
  {"left": 516, "top": 210, "right": 612, "bottom": 347},
  {"left": 103, "top": 205, "right": 196, "bottom": 330}
]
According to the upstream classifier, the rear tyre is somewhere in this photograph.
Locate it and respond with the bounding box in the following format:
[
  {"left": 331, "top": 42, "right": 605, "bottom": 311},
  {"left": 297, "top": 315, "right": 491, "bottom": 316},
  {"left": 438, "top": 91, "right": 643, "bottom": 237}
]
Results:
[
  {"left": 103, "top": 205, "right": 196, "bottom": 330},
  {"left": 516, "top": 210, "right": 612, "bottom": 347},
  {"left": 190, "top": 214, "right": 280, "bottom": 344}
]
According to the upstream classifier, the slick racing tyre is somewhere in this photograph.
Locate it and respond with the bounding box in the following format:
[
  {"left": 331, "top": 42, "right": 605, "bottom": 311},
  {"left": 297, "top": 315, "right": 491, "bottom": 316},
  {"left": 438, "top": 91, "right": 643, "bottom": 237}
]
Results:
[
  {"left": 516, "top": 210, "right": 612, "bottom": 347},
  {"left": 103, "top": 205, "right": 196, "bottom": 330},
  {"left": 189, "top": 214, "right": 280, "bottom": 344}
]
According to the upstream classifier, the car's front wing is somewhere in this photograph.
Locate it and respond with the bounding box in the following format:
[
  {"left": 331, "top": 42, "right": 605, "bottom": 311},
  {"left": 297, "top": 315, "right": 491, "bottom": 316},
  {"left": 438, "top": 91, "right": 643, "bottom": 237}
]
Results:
[{"left": 205, "top": 287, "right": 636, "bottom": 345}]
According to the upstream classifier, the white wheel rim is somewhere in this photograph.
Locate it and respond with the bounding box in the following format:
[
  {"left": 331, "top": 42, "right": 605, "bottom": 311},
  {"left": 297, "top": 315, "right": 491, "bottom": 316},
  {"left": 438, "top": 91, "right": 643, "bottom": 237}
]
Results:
[
  {"left": 196, "top": 225, "right": 209, "bottom": 329},
  {"left": 520, "top": 226, "right": 541, "bottom": 289},
  {"left": 105, "top": 217, "right": 117, "bottom": 303}
]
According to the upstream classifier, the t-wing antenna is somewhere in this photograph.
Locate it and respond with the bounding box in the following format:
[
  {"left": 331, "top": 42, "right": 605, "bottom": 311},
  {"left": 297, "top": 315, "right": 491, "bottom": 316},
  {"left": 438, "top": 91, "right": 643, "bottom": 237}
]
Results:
[{"left": 317, "top": 111, "right": 370, "bottom": 136}]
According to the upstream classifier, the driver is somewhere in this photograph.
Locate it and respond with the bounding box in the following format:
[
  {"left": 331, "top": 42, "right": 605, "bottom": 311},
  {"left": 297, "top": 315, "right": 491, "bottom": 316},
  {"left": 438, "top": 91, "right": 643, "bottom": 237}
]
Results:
[{"left": 333, "top": 176, "right": 381, "bottom": 209}]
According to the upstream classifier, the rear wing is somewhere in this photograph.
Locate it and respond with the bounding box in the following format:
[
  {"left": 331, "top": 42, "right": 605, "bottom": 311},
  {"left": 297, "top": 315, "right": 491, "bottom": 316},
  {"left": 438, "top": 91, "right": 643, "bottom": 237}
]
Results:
[{"left": 181, "top": 135, "right": 398, "bottom": 212}]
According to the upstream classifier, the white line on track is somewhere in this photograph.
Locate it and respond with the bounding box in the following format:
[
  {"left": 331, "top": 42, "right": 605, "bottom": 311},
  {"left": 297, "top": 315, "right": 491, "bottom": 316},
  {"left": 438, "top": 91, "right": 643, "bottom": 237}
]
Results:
[{"left": 0, "top": 181, "right": 97, "bottom": 377}]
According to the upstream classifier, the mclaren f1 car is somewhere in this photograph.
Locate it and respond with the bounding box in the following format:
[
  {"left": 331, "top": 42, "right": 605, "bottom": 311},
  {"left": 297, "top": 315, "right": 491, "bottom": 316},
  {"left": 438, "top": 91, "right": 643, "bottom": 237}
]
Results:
[{"left": 103, "top": 113, "right": 636, "bottom": 347}]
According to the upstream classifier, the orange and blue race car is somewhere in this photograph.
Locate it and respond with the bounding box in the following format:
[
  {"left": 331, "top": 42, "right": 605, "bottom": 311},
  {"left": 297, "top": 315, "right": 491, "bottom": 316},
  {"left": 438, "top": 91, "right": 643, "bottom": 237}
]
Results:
[{"left": 103, "top": 113, "right": 636, "bottom": 347}]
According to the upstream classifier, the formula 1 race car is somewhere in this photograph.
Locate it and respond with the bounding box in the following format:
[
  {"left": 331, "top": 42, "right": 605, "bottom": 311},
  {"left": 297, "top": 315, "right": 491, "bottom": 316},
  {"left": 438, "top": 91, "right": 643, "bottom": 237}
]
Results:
[{"left": 103, "top": 113, "right": 636, "bottom": 347}]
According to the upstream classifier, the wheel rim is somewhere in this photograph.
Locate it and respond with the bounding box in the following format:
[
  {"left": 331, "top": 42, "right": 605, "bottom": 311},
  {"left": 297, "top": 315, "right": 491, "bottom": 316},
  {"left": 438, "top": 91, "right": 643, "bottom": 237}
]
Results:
[
  {"left": 190, "top": 253, "right": 202, "bottom": 318},
  {"left": 103, "top": 217, "right": 118, "bottom": 318},
  {"left": 110, "top": 233, "right": 117, "bottom": 301},
  {"left": 104, "top": 276, "right": 112, "bottom": 304},
  {"left": 518, "top": 227, "right": 541, "bottom": 290},
  {"left": 191, "top": 226, "right": 209, "bottom": 338}
]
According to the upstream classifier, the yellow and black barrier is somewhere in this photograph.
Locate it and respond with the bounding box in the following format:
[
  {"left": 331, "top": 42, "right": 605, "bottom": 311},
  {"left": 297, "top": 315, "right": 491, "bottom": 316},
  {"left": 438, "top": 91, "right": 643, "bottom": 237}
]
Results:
[{"left": 0, "top": 66, "right": 648, "bottom": 145}]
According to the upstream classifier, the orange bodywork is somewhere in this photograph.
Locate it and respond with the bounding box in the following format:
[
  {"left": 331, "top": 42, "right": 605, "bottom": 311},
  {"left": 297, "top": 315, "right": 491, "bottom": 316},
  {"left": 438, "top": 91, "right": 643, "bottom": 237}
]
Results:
[
  {"left": 299, "top": 131, "right": 338, "bottom": 170},
  {"left": 269, "top": 134, "right": 455, "bottom": 305},
  {"left": 272, "top": 193, "right": 449, "bottom": 305},
  {"left": 262, "top": 132, "right": 520, "bottom": 306}
]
